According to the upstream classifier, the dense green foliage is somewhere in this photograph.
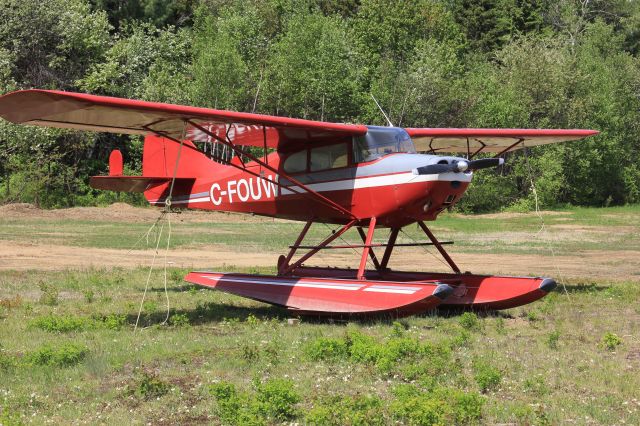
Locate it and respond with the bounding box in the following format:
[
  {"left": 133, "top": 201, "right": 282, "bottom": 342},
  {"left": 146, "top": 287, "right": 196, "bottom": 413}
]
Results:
[{"left": 1, "top": 0, "right": 638, "bottom": 210}]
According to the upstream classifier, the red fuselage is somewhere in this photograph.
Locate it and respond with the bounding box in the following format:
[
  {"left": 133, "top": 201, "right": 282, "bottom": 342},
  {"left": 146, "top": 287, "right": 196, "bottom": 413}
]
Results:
[{"left": 141, "top": 134, "right": 472, "bottom": 227}]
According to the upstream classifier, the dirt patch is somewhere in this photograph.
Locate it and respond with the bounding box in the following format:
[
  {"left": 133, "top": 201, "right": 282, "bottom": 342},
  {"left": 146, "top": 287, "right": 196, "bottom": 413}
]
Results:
[
  {"left": 1, "top": 204, "right": 638, "bottom": 281},
  {"left": 0, "top": 203, "right": 288, "bottom": 224},
  {"left": 1, "top": 240, "right": 639, "bottom": 281},
  {"left": 461, "top": 210, "right": 571, "bottom": 220}
]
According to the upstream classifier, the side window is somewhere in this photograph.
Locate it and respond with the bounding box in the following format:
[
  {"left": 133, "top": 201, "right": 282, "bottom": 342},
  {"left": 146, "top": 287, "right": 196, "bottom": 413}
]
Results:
[
  {"left": 283, "top": 150, "right": 307, "bottom": 173},
  {"left": 310, "top": 143, "right": 348, "bottom": 171}
]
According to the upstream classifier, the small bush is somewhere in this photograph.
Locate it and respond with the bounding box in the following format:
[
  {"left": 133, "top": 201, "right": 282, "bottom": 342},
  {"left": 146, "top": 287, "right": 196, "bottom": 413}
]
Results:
[
  {"left": 136, "top": 372, "right": 169, "bottom": 400},
  {"left": 31, "top": 315, "right": 88, "bottom": 333},
  {"left": 0, "top": 347, "right": 16, "bottom": 371},
  {"left": 304, "top": 337, "right": 349, "bottom": 361},
  {"left": 245, "top": 314, "right": 260, "bottom": 326},
  {"left": 306, "top": 394, "right": 385, "bottom": 425},
  {"left": 209, "top": 378, "right": 299, "bottom": 424},
  {"left": 27, "top": 343, "right": 88, "bottom": 367},
  {"left": 83, "top": 289, "right": 95, "bottom": 304},
  {"left": 255, "top": 378, "right": 300, "bottom": 420},
  {"left": 526, "top": 310, "right": 539, "bottom": 322},
  {"left": 31, "top": 313, "right": 127, "bottom": 332},
  {"left": 523, "top": 376, "right": 549, "bottom": 396},
  {"left": 169, "top": 313, "right": 190, "bottom": 327},
  {"left": 459, "top": 312, "right": 481, "bottom": 331},
  {"left": 99, "top": 313, "right": 127, "bottom": 330},
  {"left": 391, "top": 384, "right": 484, "bottom": 425},
  {"left": 601, "top": 332, "right": 622, "bottom": 351},
  {"left": 495, "top": 317, "right": 506, "bottom": 334},
  {"left": 547, "top": 330, "right": 560, "bottom": 349},
  {"left": 0, "top": 405, "right": 22, "bottom": 426},
  {"left": 0, "top": 295, "right": 23, "bottom": 309},
  {"left": 38, "top": 281, "right": 59, "bottom": 306},
  {"left": 473, "top": 361, "right": 502, "bottom": 393},
  {"left": 242, "top": 344, "right": 260, "bottom": 361},
  {"left": 391, "top": 320, "right": 409, "bottom": 337}
]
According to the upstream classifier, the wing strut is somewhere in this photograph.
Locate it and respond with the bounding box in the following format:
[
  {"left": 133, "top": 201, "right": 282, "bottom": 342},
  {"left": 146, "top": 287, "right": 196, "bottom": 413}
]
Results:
[{"left": 185, "top": 120, "right": 357, "bottom": 220}]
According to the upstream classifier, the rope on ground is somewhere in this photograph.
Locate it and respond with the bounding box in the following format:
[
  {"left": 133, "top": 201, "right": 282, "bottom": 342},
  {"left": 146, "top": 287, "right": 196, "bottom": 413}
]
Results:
[
  {"left": 522, "top": 148, "right": 571, "bottom": 300},
  {"left": 134, "top": 221, "right": 164, "bottom": 332}
]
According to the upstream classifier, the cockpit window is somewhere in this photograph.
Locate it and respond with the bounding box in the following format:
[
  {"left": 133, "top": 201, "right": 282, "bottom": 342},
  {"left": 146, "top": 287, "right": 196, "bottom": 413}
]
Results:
[
  {"left": 310, "top": 143, "right": 348, "bottom": 171},
  {"left": 283, "top": 150, "right": 307, "bottom": 173},
  {"left": 353, "top": 126, "right": 416, "bottom": 163}
]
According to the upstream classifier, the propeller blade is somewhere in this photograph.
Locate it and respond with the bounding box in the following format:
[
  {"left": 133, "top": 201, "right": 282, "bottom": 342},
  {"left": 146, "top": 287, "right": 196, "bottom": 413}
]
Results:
[
  {"left": 413, "top": 163, "right": 456, "bottom": 175},
  {"left": 468, "top": 158, "right": 504, "bottom": 170},
  {"left": 412, "top": 157, "right": 505, "bottom": 175}
]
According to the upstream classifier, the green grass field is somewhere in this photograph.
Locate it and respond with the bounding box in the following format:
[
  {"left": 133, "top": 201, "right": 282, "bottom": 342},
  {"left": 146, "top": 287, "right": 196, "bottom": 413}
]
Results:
[{"left": 0, "top": 205, "right": 639, "bottom": 424}]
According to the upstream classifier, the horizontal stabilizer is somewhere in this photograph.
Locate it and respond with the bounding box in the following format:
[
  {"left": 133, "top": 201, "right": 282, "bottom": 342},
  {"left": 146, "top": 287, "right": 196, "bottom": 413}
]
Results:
[{"left": 89, "top": 176, "right": 195, "bottom": 193}]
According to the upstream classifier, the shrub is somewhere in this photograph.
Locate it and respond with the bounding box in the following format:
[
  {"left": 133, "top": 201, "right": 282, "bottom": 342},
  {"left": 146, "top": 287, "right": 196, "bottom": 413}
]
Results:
[
  {"left": 391, "top": 320, "right": 409, "bottom": 337},
  {"left": 242, "top": 344, "right": 260, "bottom": 361},
  {"left": 495, "top": 317, "right": 506, "bottom": 334},
  {"left": 169, "top": 313, "right": 190, "bottom": 327},
  {"left": 30, "top": 315, "right": 89, "bottom": 333},
  {"left": 0, "top": 347, "right": 16, "bottom": 371},
  {"left": 391, "top": 384, "right": 484, "bottom": 425},
  {"left": 31, "top": 313, "right": 127, "bottom": 332},
  {"left": 82, "top": 289, "right": 95, "bottom": 304},
  {"left": 0, "top": 405, "right": 22, "bottom": 426},
  {"left": 38, "top": 281, "right": 58, "bottom": 306},
  {"left": 459, "top": 312, "right": 481, "bottom": 331},
  {"left": 0, "top": 295, "right": 23, "bottom": 309},
  {"left": 547, "top": 330, "right": 560, "bottom": 349},
  {"left": 209, "top": 378, "right": 300, "bottom": 424},
  {"left": 255, "top": 378, "right": 300, "bottom": 420},
  {"left": 99, "top": 313, "right": 127, "bottom": 330},
  {"left": 306, "top": 395, "right": 385, "bottom": 425},
  {"left": 245, "top": 314, "right": 260, "bottom": 326},
  {"left": 473, "top": 361, "right": 502, "bottom": 393},
  {"left": 304, "top": 337, "right": 349, "bottom": 361},
  {"left": 523, "top": 376, "right": 549, "bottom": 396},
  {"left": 27, "top": 343, "right": 88, "bottom": 367},
  {"left": 601, "top": 332, "right": 622, "bottom": 351},
  {"left": 136, "top": 372, "right": 169, "bottom": 400}
]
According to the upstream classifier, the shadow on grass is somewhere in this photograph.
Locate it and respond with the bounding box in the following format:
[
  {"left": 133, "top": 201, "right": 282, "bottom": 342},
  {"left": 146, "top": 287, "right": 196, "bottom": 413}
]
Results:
[
  {"left": 147, "top": 284, "right": 200, "bottom": 293},
  {"left": 125, "top": 302, "right": 289, "bottom": 326},
  {"left": 561, "top": 283, "right": 610, "bottom": 294}
]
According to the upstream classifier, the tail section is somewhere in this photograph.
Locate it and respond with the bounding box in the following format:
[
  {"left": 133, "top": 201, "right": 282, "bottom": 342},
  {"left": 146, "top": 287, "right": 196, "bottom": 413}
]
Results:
[{"left": 90, "top": 135, "right": 216, "bottom": 202}]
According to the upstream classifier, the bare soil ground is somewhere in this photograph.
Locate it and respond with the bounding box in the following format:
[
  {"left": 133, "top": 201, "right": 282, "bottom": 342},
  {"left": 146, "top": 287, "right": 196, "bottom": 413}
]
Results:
[{"left": 1, "top": 203, "right": 638, "bottom": 281}]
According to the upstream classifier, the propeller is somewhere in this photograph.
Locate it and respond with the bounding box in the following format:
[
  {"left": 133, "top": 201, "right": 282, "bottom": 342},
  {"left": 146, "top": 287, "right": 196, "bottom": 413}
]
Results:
[{"left": 413, "top": 158, "right": 504, "bottom": 175}]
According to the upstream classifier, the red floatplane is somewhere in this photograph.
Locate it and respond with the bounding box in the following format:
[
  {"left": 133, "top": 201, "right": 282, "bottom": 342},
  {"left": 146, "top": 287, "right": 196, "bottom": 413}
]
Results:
[{"left": 0, "top": 90, "right": 598, "bottom": 316}]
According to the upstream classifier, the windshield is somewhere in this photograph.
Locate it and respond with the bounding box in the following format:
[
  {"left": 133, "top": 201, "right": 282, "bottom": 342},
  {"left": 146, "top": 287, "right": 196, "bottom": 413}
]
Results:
[{"left": 353, "top": 126, "right": 416, "bottom": 163}]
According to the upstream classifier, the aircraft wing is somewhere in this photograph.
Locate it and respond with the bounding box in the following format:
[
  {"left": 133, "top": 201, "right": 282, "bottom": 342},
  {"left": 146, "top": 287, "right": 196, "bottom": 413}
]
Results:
[
  {"left": 406, "top": 128, "right": 599, "bottom": 155},
  {"left": 0, "top": 89, "right": 368, "bottom": 149}
]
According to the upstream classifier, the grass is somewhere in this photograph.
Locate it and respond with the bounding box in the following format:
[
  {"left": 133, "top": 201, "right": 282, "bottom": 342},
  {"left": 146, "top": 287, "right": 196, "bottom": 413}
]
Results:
[
  {"left": 0, "top": 205, "right": 638, "bottom": 423},
  {"left": 0, "top": 266, "right": 638, "bottom": 424}
]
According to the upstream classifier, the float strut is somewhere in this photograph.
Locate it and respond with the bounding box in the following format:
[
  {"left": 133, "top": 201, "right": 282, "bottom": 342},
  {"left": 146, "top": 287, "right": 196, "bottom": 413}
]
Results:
[
  {"left": 417, "top": 221, "right": 461, "bottom": 274},
  {"left": 379, "top": 227, "right": 399, "bottom": 271},
  {"left": 357, "top": 217, "right": 376, "bottom": 280},
  {"left": 357, "top": 225, "right": 380, "bottom": 270},
  {"left": 279, "top": 219, "right": 313, "bottom": 275},
  {"left": 281, "top": 219, "right": 358, "bottom": 275}
]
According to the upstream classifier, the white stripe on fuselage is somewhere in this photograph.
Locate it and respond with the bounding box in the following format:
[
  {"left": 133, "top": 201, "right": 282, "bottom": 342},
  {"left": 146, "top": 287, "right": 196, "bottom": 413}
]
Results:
[
  {"left": 280, "top": 171, "right": 471, "bottom": 195},
  {"left": 149, "top": 170, "right": 471, "bottom": 205}
]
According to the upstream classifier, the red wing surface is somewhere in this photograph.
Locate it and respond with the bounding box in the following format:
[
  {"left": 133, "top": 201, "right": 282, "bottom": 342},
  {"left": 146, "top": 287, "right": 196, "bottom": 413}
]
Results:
[{"left": 0, "top": 89, "right": 367, "bottom": 149}]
